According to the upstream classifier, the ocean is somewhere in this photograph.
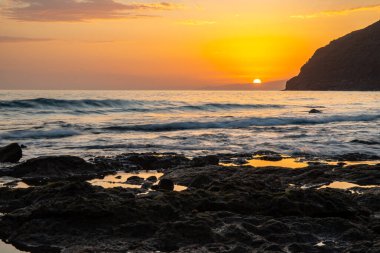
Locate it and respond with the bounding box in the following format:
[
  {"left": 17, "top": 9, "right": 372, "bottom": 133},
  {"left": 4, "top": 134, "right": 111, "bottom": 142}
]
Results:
[{"left": 0, "top": 90, "right": 379, "bottom": 159}]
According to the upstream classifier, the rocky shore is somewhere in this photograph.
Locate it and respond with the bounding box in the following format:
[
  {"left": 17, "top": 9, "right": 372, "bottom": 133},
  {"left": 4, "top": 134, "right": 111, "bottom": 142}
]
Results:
[{"left": 0, "top": 147, "right": 379, "bottom": 253}]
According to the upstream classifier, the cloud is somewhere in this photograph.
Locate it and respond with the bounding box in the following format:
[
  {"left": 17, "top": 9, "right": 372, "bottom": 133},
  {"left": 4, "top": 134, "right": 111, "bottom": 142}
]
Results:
[
  {"left": 2, "top": 0, "right": 180, "bottom": 22},
  {"left": 291, "top": 4, "right": 380, "bottom": 19},
  {"left": 0, "top": 35, "right": 52, "bottom": 42}
]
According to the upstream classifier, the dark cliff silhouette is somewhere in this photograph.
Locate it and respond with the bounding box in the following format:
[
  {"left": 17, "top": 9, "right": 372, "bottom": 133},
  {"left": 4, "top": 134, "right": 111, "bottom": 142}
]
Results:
[{"left": 286, "top": 20, "right": 380, "bottom": 91}]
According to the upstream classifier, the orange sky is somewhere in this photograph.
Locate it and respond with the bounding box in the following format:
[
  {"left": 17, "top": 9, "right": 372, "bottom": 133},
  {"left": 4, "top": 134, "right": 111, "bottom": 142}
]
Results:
[{"left": 0, "top": 0, "right": 379, "bottom": 89}]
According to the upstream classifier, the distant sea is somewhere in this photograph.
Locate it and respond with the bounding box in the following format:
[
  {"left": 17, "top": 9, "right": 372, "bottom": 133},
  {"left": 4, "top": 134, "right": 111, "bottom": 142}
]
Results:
[{"left": 0, "top": 90, "right": 379, "bottom": 159}]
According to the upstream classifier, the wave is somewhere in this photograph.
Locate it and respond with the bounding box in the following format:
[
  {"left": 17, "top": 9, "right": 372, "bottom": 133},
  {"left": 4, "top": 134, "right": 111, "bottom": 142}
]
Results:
[
  {"left": 175, "top": 103, "right": 284, "bottom": 111},
  {"left": 0, "top": 129, "right": 80, "bottom": 139},
  {"left": 0, "top": 98, "right": 284, "bottom": 112},
  {"left": 0, "top": 98, "right": 143, "bottom": 109},
  {"left": 103, "top": 114, "right": 380, "bottom": 132}
]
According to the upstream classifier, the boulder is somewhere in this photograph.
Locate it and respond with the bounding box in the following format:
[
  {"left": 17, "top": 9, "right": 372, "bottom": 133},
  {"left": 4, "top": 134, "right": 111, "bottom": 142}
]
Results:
[
  {"left": 141, "top": 182, "right": 153, "bottom": 189},
  {"left": 6, "top": 156, "right": 100, "bottom": 183},
  {"left": 309, "top": 109, "right": 322, "bottom": 114},
  {"left": 0, "top": 143, "right": 22, "bottom": 163},
  {"left": 126, "top": 176, "right": 144, "bottom": 185},
  {"left": 146, "top": 176, "right": 158, "bottom": 182},
  {"left": 152, "top": 179, "right": 174, "bottom": 191}
]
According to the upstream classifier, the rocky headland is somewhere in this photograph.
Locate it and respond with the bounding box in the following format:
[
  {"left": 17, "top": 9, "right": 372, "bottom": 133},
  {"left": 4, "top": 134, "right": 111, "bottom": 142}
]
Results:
[
  {"left": 0, "top": 146, "right": 379, "bottom": 252},
  {"left": 286, "top": 20, "right": 380, "bottom": 91}
]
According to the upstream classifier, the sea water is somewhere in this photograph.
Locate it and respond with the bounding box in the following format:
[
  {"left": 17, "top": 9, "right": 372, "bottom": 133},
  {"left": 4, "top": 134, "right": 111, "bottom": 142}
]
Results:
[{"left": 0, "top": 90, "right": 379, "bottom": 159}]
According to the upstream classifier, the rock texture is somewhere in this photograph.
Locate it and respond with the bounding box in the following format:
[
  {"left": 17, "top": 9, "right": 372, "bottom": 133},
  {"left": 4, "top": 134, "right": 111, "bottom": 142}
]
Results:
[
  {"left": 0, "top": 153, "right": 379, "bottom": 252},
  {"left": 0, "top": 156, "right": 112, "bottom": 184},
  {"left": 286, "top": 20, "right": 380, "bottom": 91},
  {"left": 0, "top": 143, "right": 22, "bottom": 163}
]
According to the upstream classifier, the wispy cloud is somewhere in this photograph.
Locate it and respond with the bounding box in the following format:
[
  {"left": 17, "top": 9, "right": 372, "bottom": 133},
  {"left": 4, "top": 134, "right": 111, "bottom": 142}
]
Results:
[
  {"left": 0, "top": 35, "right": 52, "bottom": 42},
  {"left": 291, "top": 4, "right": 380, "bottom": 19},
  {"left": 178, "top": 20, "right": 216, "bottom": 26},
  {"left": 2, "top": 0, "right": 181, "bottom": 22}
]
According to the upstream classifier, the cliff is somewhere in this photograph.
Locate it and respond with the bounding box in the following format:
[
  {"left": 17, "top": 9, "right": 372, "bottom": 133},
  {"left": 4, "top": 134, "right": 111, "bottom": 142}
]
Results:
[{"left": 286, "top": 20, "right": 380, "bottom": 91}]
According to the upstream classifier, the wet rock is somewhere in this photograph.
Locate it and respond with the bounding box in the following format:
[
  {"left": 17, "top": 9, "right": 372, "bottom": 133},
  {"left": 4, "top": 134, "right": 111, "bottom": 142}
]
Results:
[
  {"left": 146, "top": 176, "right": 158, "bottom": 183},
  {"left": 0, "top": 143, "right": 22, "bottom": 163},
  {"left": 235, "top": 157, "right": 248, "bottom": 165},
  {"left": 253, "top": 150, "right": 280, "bottom": 156},
  {"left": 191, "top": 155, "right": 219, "bottom": 167},
  {"left": 189, "top": 175, "right": 212, "bottom": 189},
  {"left": 156, "top": 220, "right": 215, "bottom": 251},
  {"left": 125, "top": 153, "right": 190, "bottom": 170},
  {"left": 0, "top": 153, "right": 379, "bottom": 252},
  {"left": 152, "top": 179, "right": 174, "bottom": 191},
  {"left": 127, "top": 155, "right": 158, "bottom": 169},
  {"left": 257, "top": 155, "right": 283, "bottom": 161},
  {"left": 141, "top": 182, "right": 153, "bottom": 189},
  {"left": 309, "top": 109, "right": 322, "bottom": 114},
  {"left": 5, "top": 156, "right": 107, "bottom": 184},
  {"left": 336, "top": 153, "right": 380, "bottom": 161},
  {"left": 126, "top": 176, "right": 144, "bottom": 185}
]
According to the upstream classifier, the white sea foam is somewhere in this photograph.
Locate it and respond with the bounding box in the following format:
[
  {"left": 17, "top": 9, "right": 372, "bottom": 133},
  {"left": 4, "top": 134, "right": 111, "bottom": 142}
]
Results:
[
  {"left": 0, "top": 90, "right": 379, "bottom": 157},
  {"left": 104, "top": 114, "right": 380, "bottom": 132}
]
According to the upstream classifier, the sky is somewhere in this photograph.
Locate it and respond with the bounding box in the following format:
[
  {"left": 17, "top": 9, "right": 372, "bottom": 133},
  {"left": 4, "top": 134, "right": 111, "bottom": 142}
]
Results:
[{"left": 0, "top": 0, "right": 379, "bottom": 90}]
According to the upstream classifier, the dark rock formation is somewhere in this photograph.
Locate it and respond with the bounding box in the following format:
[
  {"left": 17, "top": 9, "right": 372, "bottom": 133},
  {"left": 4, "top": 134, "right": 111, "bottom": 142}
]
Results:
[
  {"left": 2, "top": 156, "right": 110, "bottom": 184},
  {"left": 126, "top": 153, "right": 190, "bottom": 170},
  {"left": 286, "top": 20, "right": 380, "bottom": 91},
  {"left": 191, "top": 155, "right": 219, "bottom": 167},
  {"left": 126, "top": 176, "right": 144, "bottom": 185},
  {"left": 146, "top": 176, "right": 158, "bottom": 182},
  {"left": 0, "top": 143, "right": 22, "bottom": 163},
  {"left": 189, "top": 175, "right": 212, "bottom": 189},
  {"left": 257, "top": 154, "right": 283, "bottom": 161},
  {"left": 92, "top": 153, "right": 190, "bottom": 172},
  {"left": 335, "top": 152, "right": 380, "bottom": 161},
  {"left": 309, "top": 109, "right": 322, "bottom": 114},
  {"left": 152, "top": 178, "right": 174, "bottom": 191},
  {"left": 0, "top": 153, "right": 379, "bottom": 252}
]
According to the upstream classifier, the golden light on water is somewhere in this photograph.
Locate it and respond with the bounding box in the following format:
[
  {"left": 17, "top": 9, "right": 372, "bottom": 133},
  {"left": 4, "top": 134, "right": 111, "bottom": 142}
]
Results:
[{"left": 253, "top": 79, "right": 262, "bottom": 84}]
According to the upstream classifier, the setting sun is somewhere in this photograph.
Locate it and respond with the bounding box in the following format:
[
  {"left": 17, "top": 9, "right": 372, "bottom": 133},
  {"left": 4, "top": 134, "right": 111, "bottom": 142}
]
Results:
[{"left": 253, "top": 79, "right": 262, "bottom": 84}]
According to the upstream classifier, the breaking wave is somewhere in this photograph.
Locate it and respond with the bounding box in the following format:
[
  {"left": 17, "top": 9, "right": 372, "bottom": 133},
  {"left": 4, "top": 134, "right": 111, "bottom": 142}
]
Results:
[
  {"left": 0, "top": 129, "right": 80, "bottom": 139},
  {"left": 0, "top": 98, "right": 284, "bottom": 112},
  {"left": 103, "top": 114, "right": 380, "bottom": 132}
]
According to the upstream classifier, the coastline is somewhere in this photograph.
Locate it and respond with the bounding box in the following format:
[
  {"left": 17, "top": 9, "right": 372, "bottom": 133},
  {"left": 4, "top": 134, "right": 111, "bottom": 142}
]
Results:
[{"left": 0, "top": 150, "right": 379, "bottom": 252}]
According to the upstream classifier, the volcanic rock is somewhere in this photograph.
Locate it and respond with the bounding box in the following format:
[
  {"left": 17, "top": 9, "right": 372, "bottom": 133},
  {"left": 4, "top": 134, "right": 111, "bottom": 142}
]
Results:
[{"left": 0, "top": 143, "right": 22, "bottom": 163}]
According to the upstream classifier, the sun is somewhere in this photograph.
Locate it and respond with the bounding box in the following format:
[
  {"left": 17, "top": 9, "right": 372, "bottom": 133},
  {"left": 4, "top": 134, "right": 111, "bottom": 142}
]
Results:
[{"left": 253, "top": 78, "right": 262, "bottom": 84}]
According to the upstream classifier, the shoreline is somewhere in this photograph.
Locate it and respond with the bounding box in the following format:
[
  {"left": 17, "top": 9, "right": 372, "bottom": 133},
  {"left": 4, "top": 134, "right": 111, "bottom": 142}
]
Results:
[{"left": 0, "top": 150, "right": 379, "bottom": 252}]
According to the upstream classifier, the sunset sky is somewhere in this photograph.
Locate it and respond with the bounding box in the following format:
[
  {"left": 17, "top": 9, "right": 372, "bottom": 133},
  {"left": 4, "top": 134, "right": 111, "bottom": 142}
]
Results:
[{"left": 0, "top": 0, "right": 379, "bottom": 89}]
